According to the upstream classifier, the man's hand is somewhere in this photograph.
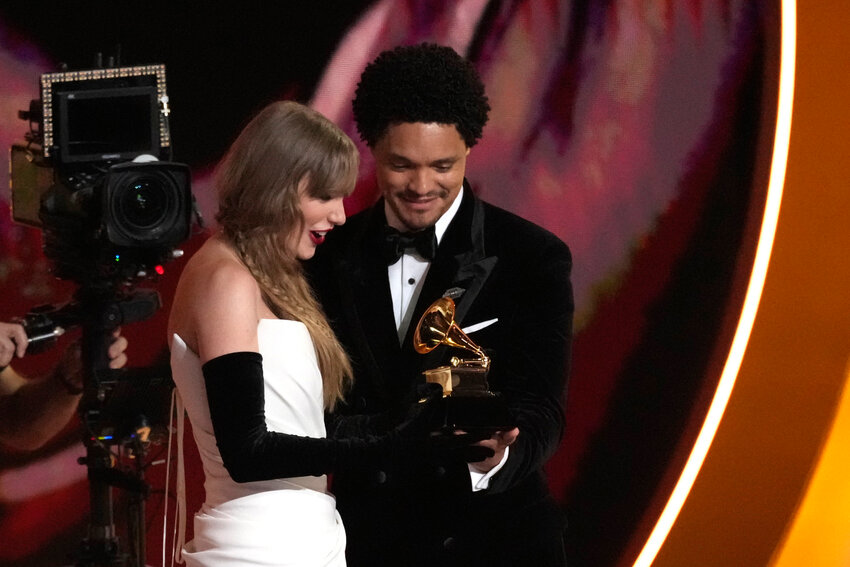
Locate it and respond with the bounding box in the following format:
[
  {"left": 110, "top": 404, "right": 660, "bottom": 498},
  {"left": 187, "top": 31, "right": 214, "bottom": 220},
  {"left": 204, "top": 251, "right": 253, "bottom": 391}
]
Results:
[
  {"left": 0, "top": 323, "right": 28, "bottom": 367},
  {"left": 468, "top": 427, "right": 519, "bottom": 474}
]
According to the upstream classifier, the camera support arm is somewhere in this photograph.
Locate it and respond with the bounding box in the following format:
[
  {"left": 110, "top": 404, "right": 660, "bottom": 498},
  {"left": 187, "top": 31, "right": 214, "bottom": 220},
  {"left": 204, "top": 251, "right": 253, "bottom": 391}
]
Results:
[{"left": 72, "top": 286, "right": 160, "bottom": 567}]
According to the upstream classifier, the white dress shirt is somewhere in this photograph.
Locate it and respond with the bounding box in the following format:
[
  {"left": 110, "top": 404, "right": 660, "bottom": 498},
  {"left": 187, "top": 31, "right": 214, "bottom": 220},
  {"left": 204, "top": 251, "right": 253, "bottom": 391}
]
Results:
[
  {"left": 385, "top": 187, "right": 508, "bottom": 491},
  {"left": 388, "top": 187, "right": 463, "bottom": 342}
]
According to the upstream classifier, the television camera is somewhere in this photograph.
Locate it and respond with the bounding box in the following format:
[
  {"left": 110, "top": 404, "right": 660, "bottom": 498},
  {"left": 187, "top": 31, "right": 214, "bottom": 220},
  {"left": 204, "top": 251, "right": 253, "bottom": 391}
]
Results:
[
  {"left": 8, "top": 62, "right": 199, "bottom": 567},
  {"left": 11, "top": 63, "right": 195, "bottom": 286}
]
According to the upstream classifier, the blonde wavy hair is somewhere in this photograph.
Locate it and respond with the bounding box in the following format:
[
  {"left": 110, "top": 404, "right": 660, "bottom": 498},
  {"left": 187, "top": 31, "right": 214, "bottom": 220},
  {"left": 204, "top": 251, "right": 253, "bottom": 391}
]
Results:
[{"left": 215, "top": 100, "right": 358, "bottom": 410}]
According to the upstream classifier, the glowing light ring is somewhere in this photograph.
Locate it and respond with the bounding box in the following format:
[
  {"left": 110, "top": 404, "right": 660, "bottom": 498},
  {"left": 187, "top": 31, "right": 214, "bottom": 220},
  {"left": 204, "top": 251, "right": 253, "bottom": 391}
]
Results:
[{"left": 631, "top": 2, "right": 797, "bottom": 565}]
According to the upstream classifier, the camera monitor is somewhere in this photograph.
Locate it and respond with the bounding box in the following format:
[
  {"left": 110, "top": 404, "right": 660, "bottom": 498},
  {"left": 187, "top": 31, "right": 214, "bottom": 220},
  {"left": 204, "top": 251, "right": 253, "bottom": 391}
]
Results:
[
  {"left": 57, "top": 85, "right": 159, "bottom": 164},
  {"left": 40, "top": 64, "right": 171, "bottom": 163}
]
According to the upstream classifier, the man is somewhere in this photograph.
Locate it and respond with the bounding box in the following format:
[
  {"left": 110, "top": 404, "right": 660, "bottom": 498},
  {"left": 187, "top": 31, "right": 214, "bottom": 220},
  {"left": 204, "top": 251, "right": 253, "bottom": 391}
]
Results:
[
  {"left": 0, "top": 321, "right": 128, "bottom": 450},
  {"left": 309, "top": 43, "right": 573, "bottom": 566}
]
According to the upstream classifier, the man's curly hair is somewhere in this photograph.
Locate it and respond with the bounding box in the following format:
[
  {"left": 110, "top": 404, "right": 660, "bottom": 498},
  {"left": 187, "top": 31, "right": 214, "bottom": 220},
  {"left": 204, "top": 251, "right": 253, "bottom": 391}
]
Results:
[{"left": 352, "top": 43, "right": 490, "bottom": 148}]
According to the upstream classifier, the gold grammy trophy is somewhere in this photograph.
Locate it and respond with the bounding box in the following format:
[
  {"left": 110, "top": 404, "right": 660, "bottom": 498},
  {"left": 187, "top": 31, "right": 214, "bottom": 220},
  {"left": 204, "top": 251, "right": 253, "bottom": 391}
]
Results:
[{"left": 413, "top": 297, "right": 514, "bottom": 431}]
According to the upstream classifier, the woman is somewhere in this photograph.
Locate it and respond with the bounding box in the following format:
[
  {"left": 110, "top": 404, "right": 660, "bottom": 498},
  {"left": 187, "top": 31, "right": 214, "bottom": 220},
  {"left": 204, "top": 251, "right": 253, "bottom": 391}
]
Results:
[{"left": 168, "top": 101, "right": 411, "bottom": 566}]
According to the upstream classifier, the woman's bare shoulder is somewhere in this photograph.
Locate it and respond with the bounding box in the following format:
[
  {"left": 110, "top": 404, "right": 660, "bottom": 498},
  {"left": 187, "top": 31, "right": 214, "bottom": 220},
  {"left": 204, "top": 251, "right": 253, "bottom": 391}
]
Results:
[
  {"left": 177, "top": 237, "right": 252, "bottom": 292},
  {"left": 168, "top": 236, "right": 261, "bottom": 356}
]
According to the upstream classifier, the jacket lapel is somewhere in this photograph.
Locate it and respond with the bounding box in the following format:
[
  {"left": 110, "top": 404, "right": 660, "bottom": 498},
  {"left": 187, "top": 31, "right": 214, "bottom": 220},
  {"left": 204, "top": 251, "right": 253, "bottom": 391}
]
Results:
[{"left": 403, "top": 186, "right": 498, "bottom": 374}]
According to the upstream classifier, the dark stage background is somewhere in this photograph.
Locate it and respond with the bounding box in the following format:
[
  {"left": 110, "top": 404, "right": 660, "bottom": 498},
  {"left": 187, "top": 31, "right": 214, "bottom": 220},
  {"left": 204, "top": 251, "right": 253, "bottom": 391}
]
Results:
[{"left": 0, "top": 2, "right": 775, "bottom": 566}]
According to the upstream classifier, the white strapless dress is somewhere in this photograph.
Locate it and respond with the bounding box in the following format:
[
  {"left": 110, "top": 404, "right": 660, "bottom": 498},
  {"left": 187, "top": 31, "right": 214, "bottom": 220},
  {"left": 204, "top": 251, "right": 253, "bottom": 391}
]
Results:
[{"left": 170, "top": 319, "right": 346, "bottom": 566}]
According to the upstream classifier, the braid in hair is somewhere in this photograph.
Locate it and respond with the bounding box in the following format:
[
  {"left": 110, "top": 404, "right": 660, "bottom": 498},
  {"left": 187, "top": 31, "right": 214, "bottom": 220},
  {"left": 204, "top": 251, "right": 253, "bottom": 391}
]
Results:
[
  {"left": 214, "top": 100, "right": 359, "bottom": 411},
  {"left": 231, "top": 230, "right": 352, "bottom": 411}
]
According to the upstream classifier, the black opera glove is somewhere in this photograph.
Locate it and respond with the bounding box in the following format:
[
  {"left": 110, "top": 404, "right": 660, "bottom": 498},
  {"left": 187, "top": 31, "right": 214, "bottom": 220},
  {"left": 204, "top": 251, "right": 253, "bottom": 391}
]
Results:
[
  {"left": 201, "top": 352, "right": 484, "bottom": 482},
  {"left": 203, "top": 351, "right": 406, "bottom": 483}
]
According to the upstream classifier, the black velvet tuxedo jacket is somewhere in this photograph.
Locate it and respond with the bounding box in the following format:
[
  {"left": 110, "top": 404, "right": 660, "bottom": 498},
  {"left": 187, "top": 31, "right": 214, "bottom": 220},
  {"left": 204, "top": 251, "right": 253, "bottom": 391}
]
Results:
[{"left": 307, "top": 184, "right": 574, "bottom": 567}]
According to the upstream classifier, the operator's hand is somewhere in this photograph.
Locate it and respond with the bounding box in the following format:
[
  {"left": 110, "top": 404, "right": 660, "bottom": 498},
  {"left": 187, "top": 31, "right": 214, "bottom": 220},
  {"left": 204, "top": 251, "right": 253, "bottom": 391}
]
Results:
[
  {"left": 107, "top": 329, "right": 129, "bottom": 370},
  {"left": 0, "top": 322, "right": 28, "bottom": 367},
  {"left": 56, "top": 328, "right": 130, "bottom": 393}
]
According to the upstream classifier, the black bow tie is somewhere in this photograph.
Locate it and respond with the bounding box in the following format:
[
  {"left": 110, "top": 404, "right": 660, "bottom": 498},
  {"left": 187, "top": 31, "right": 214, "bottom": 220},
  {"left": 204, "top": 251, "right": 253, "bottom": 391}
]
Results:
[{"left": 382, "top": 225, "right": 438, "bottom": 264}]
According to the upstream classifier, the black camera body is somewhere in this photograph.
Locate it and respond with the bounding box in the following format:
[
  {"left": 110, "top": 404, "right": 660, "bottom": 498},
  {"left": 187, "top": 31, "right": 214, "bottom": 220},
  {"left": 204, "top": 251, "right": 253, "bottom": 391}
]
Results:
[{"left": 10, "top": 63, "right": 194, "bottom": 285}]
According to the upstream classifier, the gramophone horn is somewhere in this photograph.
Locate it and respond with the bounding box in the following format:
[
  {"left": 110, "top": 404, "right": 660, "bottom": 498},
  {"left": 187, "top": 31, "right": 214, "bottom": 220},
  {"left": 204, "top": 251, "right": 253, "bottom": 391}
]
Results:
[
  {"left": 413, "top": 297, "right": 487, "bottom": 363},
  {"left": 413, "top": 297, "right": 455, "bottom": 353}
]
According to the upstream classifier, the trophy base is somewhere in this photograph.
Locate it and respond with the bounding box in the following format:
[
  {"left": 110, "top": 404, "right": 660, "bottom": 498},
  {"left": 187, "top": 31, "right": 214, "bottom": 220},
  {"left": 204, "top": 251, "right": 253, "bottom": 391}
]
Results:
[
  {"left": 435, "top": 393, "right": 515, "bottom": 433},
  {"left": 423, "top": 366, "right": 514, "bottom": 432}
]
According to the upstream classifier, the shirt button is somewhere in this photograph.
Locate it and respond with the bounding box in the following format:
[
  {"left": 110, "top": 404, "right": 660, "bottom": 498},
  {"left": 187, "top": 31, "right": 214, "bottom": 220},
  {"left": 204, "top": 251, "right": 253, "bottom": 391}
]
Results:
[{"left": 407, "top": 277, "right": 416, "bottom": 285}]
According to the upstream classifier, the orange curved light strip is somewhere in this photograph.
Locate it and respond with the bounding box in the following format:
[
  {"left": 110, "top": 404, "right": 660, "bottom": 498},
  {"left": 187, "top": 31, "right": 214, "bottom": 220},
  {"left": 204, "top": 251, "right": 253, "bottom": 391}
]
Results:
[{"left": 631, "top": 3, "right": 797, "bottom": 566}]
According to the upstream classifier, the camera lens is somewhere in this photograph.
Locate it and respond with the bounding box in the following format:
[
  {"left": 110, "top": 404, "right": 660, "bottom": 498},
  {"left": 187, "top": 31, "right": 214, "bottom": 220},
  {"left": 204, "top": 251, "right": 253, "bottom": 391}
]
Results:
[
  {"left": 102, "top": 162, "right": 191, "bottom": 247},
  {"left": 118, "top": 177, "right": 171, "bottom": 229}
]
